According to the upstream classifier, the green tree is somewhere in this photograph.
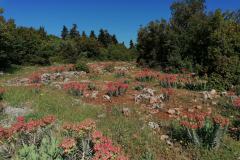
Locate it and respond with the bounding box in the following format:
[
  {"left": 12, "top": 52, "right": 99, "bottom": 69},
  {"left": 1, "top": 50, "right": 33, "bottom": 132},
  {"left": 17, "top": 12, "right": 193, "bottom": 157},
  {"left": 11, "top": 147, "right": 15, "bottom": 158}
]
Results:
[
  {"left": 89, "top": 30, "right": 97, "bottom": 39},
  {"left": 61, "top": 25, "right": 69, "bottom": 40},
  {"left": 129, "top": 39, "right": 135, "bottom": 49},
  {"left": 111, "top": 34, "right": 118, "bottom": 45},
  {"left": 69, "top": 24, "right": 80, "bottom": 39},
  {"left": 104, "top": 30, "right": 112, "bottom": 47},
  {"left": 98, "top": 28, "right": 107, "bottom": 48},
  {"left": 82, "top": 31, "right": 87, "bottom": 37}
]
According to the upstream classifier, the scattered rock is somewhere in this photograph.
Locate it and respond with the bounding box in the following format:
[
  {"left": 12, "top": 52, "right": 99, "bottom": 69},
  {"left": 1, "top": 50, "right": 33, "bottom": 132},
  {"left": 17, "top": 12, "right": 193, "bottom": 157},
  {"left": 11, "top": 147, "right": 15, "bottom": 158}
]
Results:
[
  {"left": 73, "top": 99, "right": 80, "bottom": 104},
  {"left": 167, "top": 109, "right": 175, "bottom": 114},
  {"left": 102, "top": 95, "right": 111, "bottom": 102},
  {"left": 212, "top": 101, "right": 217, "bottom": 105},
  {"left": 97, "top": 113, "right": 106, "bottom": 118},
  {"left": 221, "top": 92, "right": 228, "bottom": 97},
  {"left": 55, "top": 84, "right": 61, "bottom": 90},
  {"left": 195, "top": 106, "right": 202, "bottom": 110},
  {"left": 122, "top": 108, "right": 131, "bottom": 115},
  {"left": 160, "top": 135, "right": 169, "bottom": 140},
  {"left": 64, "top": 78, "right": 69, "bottom": 82},
  {"left": 188, "top": 108, "right": 194, "bottom": 112},
  {"left": 214, "top": 95, "right": 220, "bottom": 98},
  {"left": 210, "top": 89, "right": 217, "bottom": 95},
  {"left": 91, "top": 91, "right": 99, "bottom": 99},
  {"left": 148, "top": 122, "right": 159, "bottom": 129}
]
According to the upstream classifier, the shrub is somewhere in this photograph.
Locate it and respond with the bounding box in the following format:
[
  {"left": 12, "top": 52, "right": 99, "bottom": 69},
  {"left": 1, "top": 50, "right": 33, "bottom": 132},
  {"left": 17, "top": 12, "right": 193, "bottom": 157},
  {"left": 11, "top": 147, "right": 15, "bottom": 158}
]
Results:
[
  {"left": 87, "top": 71, "right": 99, "bottom": 80},
  {"left": 179, "top": 113, "right": 230, "bottom": 149},
  {"left": 49, "top": 56, "right": 63, "bottom": 64},
  {"left": 0, "top": 88, "right": 5, "bottom": 101},
  {"left": 74, "top": 61, "right": 90, "bottom": 73},
  {"left": 103, "top": 63, "right": 115, "bottom": 73}
]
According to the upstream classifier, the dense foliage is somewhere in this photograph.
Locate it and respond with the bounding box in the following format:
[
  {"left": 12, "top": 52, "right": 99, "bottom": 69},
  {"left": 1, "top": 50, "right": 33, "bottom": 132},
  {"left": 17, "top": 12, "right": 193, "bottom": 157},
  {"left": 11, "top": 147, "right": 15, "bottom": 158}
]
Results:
[{"left": 136, "top": 0, "right": 240, "bottom": 91}]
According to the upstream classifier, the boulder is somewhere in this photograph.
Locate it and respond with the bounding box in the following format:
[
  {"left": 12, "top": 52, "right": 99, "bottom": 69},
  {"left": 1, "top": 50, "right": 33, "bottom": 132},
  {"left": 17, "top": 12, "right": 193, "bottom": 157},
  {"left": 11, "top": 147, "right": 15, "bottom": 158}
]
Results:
[{"left": 102, "top": 95, "right": 111, "bottom": 102}]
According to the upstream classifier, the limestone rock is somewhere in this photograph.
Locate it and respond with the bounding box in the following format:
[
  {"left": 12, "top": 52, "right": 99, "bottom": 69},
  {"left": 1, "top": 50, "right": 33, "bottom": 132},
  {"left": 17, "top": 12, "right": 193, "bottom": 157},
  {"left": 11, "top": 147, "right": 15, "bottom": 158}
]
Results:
[{"left": 167, "top": 109, "right": 175, "bottom": 114}]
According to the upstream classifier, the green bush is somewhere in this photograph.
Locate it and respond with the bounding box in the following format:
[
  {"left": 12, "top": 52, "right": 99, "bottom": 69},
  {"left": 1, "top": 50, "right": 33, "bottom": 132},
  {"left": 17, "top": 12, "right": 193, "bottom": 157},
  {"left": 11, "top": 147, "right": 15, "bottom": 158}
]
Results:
[
  {"left": 103, "top": 64, "right": 115, "bottom": 73},
  {"left": 74, "top": 61, "right": 90, "bottom": 73},
  {"left": 49, "top": 56, "right": 63, "bottom": 64}
]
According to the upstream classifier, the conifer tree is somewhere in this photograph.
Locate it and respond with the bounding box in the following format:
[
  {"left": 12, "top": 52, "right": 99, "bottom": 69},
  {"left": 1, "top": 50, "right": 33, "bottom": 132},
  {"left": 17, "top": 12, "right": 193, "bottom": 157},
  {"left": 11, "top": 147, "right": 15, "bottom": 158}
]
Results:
[
  {"left": 129, "top": 39, "right": 135, "bottom": 49},
  {"left": 61, "top": 25, "right": 69, "bottom": 40},
  {"left": 69, "top": 24, "right": 80, "bottom": 39},
  {"left": 82, "top": 31, "right": 87, "bottom": 37},
  {"left": 90, "top": 30, "right": 97, "bottom": 39},
  {"left": 111, "top": 34, "right": 118, "bottom": 45},
  {"left": 98, "top": 28, "right": 107, "bottom": 48}
]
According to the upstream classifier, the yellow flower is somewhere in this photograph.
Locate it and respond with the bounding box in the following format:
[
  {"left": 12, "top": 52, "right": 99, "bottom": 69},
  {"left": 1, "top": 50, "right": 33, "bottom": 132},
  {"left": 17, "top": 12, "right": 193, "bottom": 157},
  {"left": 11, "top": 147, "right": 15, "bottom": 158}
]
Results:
[
  {"left": 10, "top": 85, "right": 11, "bottom": 86},
  {"left": 230, "top": 116, "right": 234, "bottom": 118},
  {"left": 2, "top": 85, "right": 3, "bottom": 87},
  {"left": 179, "top": 102, "right": 181, "bottom": 103},
  {"left": 211, "top": 98, "right": 213, "bottom": 100},
  {"left": 41, "top": 93, "right": 43, "bottom": 96},
  {"left": 103, "top": 103, "right": 105, "bottom": 105},
  {"left": 166, "top": 148, "right": 169, "bottom": 151},
  {"left": 80, "top": 103, "right": 82, "bottom": 105},
  {"left": 180, "top": 140, "right": 183, "bottom": 143}
]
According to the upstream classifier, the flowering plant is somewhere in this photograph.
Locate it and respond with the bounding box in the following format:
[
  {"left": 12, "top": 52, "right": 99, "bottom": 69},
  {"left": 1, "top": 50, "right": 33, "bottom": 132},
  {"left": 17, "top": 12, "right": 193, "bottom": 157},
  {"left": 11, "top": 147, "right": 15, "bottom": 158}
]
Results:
[
  {"left": 114, "top": 70, "right": 126, "bottom": 78},
  {"left": 87, "top": 71, "right": 99, "bottom": 80},
  {"left": 29, "top": 73, "right": 41, "bottom": 83},
  {"left": 65, "top": 82, "right": 85, "bottom": 96},
  {"left": 87, "top": 84, "right": 97, "bottom": 90},
  {"left": 158, "top": 73, "right": 207, "bottom": 91},
  {"left": 179, "top": 113, "right": 229, "bottom": 149},
  {"left": 28, "top": 83, "right": 43, "bottom": 94},
  {"left": 162, "top": 88, "right": 173, "bottom": 100},
  {"left": 0, "top": 88, "right": 4, "bottom": 101},
  {"left": 134, "top": 81, "right": 148, "bottom": 90},
  {"left": 106, "top": 82, "right": 129, "bottom": 97},
  {"left": 135, "top": 68, "right": 160, "bottom": 82}
]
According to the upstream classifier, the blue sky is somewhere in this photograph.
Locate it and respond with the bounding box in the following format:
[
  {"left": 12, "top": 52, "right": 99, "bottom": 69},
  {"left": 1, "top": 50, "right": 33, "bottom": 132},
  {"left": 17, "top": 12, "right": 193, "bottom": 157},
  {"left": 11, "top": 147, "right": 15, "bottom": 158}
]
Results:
[{"left": 1, "top": 0, "right": 240, "bottom": 48}]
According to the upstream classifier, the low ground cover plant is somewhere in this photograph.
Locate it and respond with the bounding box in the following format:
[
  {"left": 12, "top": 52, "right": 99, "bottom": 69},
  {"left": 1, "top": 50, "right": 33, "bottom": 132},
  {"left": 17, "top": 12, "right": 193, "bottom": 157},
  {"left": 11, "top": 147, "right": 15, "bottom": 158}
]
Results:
[
  {"left": 87, "top": 71, "right": 99, "bottom": 80},
  {"left": 87, "top": 84, "right": 97, "bottom": 90},
  {"left": 102, "top": 62, "right": 115, "bottom": 73}
]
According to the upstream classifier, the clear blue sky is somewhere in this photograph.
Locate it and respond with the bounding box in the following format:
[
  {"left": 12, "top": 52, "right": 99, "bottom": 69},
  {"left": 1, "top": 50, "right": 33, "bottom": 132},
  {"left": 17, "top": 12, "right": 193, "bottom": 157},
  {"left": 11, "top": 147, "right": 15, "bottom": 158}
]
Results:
[{"left": 1, "top": 0, "right": 240, "bottom": 48}]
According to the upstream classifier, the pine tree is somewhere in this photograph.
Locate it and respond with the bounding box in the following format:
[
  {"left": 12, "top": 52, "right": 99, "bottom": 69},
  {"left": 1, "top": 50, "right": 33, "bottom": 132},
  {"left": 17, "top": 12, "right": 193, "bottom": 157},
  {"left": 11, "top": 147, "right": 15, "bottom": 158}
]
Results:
[
  {"left": 104, "top": 30, "right": 112, "bottom": 46},
  {"left": 90, "top": 30, "right": 97, "bottom": 39},
  {"left": 111, "top": 34, "right": 118, "bottom": 45},
  {"left": 129, "top": 39, "right": 135, "bottom": 49},
  {"left": 82, "top": 31, "right": 87, "bottom": 37},
  {"left": 98, "top": 28, "right": 107, "bottom": 48},
  {"left": 69, "top": 24, "right": 80, "bottom": 39},
  {"left": 61, "top": 25, "right": 69, "bottom": 40}
]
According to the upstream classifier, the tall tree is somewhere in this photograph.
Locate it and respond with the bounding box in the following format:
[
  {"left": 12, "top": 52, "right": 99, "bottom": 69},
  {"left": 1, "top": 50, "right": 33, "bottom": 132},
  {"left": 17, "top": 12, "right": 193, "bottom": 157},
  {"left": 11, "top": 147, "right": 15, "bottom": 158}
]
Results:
[
  {"left": 104, "top": 30, "right": 112, "bottom": 47},
  {"left": 69, "top": 24, "right": 80, "bottom": 39},
  {"left": 90, "top": 30, "right": 97, "bottom": 39},
  {"left": 37, "top": 26, "right": 47, "bottom": 40},
  {"left": 61, "top": 25, "right": 69, "bottom": 40},
  {"left": 129, "top": 39, "right": 135, "bottom": 49},
  {"left": 111, "top": 34, "right": 118, "bottom": 44},
  {"left": 98, "top": 28, "right": 107, "bottom": 48},
  {"left": 82, "top": 31, "right": 87, "bottom": 37}
]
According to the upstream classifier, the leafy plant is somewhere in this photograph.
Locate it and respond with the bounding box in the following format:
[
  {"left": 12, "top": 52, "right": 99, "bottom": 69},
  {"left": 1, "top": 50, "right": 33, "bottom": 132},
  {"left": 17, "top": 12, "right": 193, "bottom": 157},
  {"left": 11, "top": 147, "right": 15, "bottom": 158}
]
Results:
[
  {"left": 106, "top": 82, "right": 129, "bottom": 97},
  {"left": 87, "top": 84, "right": 97, "bottom": 90},
  {"left": 134, "top": 81, "right": 148, "bottom": 90},
  {"left": 114, "top": 70, "right": 126, "bottom": 78},
  {"left": 161, "top": 88, "right": 173, "bottom": 100},
  {"left": 74, "top": 61, "right": 90, "bottom": 73},
  {"left": 103, "top": 63, "right": 115, "bottom": 73},
  {"left": 179, "top": 113, "right": 230, "bottom": 149},
  {"left": 29, "top": 73, "right": 41, "bottom": 83},
  {"left": 64, "top": 82, "right": 85, "bottom": 96}
]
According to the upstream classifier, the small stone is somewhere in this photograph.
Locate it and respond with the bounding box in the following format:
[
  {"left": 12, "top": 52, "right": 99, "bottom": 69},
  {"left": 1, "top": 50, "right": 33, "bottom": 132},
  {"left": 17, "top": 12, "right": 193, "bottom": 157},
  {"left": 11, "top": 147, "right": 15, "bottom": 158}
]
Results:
[
  {"left": 148, "top": 122, "right": 159, "bottom": 129},
  {"left": 167, "top": 109, "right": 175, "bottom": 114},
  {"left": 195, "top": 106, "right": 202, "bottom": 110},
  {"left": 122, "top": 108, "right": 131, "bottom": 115},
  {"left": 97, "top": 113, "right": 106, "bottom": 118},
  {"left": 214, "top": 95, "right": 220, "bottom": 98},
  {"left": 212, "top": 101, "right": 217, "bottom": 105},
  {"left": 188, "top": 108, "right": 194, "bottom": 112},
  {"left": 210, "top": 89, "right": 217, "bottom": 95},
  {"left": 169, "top": 115, "right": 173, "bottom": 118},
  {"left": 160, "top": 135, "right": 169, "bottom": 140},
  {"left": 64, "top": 78, "right": 69, "bottom": 82}
]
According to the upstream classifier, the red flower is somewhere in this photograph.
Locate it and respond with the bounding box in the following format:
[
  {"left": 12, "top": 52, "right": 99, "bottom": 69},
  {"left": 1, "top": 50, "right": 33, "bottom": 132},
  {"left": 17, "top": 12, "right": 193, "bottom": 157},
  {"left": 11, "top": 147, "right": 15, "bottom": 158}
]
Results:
[
  {"left": 182, "top": 69, "right": 185, "bottom": 71},
  {"left": 228, "top": 92, "right": 235, "bottom": 97},
  {"left": 106, "top": 88, "right": 110, "bottom": 92},
  {"left": 114, "top": 88, "right": 118, "bottom": 91},
  {"left": 204, "top": 73, "right": 207, "bottom": 76},
  {"left": 1, "top": 88, "right": 5, "bottom": 93},
  {"left": 0, "top": 104, "right": 3, "bottom": 108},
  {"left": 124, "top": 84, "right": 129, "bottom": 89}
]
